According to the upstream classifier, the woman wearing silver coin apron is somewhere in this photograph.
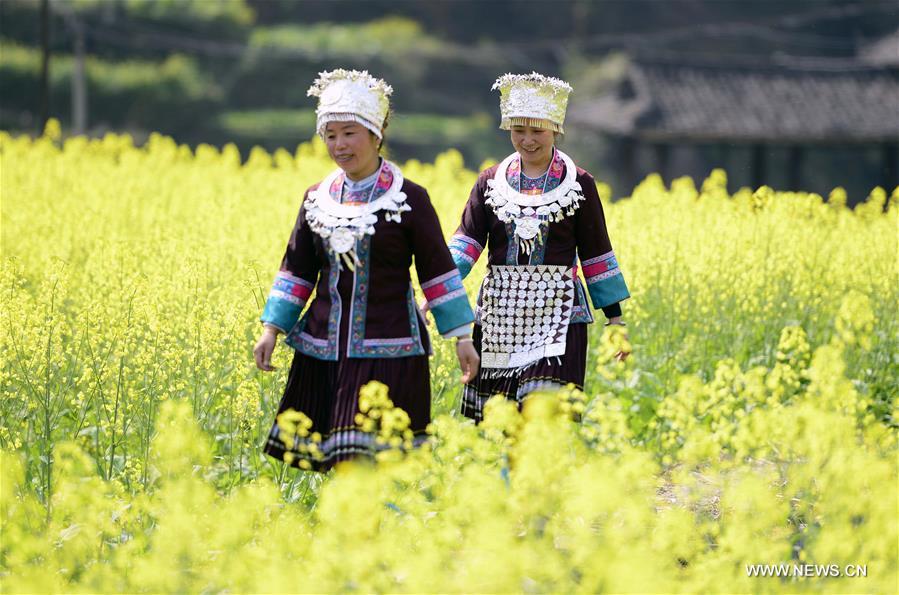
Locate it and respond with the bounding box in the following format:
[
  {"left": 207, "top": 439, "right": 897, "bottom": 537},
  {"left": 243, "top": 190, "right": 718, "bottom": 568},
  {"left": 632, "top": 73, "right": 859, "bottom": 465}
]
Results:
[{"left": 447, "top": 73, "right": 630, "bottom": 421}]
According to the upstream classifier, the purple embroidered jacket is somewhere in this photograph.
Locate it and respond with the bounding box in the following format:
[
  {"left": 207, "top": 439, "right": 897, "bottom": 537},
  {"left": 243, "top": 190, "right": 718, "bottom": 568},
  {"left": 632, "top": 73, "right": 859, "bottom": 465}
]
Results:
[{"left": 262, "top": 165, "right": 474, "bottom": 361}]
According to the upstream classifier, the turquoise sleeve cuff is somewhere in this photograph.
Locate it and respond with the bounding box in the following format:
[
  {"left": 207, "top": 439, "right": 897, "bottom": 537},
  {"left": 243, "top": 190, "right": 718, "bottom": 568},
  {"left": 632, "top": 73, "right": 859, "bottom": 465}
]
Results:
[
  {"left": 260, "top": 271, "right": 314, "bottom": 333},
  {"left": 451, "top": 254, "right": 474, "bottom": 280},
  {"left": 448, "top": 234, "right": 483, "bottom": 281},
  {"left": 261, "top": 297, "right": 303, "bottom": 334},
  {"left": 441, "top": 323, "right": 473, "bottom": 339},
  {"left": 586, "top": 273, "right": 630, "bottom": 309},
  {"left": 430, "top": 297, "right": 476, "bottom": 336}
]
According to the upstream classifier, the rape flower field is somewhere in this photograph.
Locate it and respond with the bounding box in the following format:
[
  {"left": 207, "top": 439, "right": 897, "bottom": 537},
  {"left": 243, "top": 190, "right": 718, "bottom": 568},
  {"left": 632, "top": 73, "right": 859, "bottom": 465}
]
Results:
[{"left": 1, "top": 123, "right": 897, "bottom": 593}]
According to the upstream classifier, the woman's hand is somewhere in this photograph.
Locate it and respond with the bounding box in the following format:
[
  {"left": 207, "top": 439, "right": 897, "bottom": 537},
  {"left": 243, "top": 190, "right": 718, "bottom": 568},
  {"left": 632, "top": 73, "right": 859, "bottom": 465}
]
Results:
[
  {"left": 606, "top": 317, "right": 630, "bottom": 362},
  {"left": 455, "top": 338, "right": 480, "bottom": 384},
  {"left": 254, "top": 326, "right": 280, "bottom": 371},
  {"left": 418, "top": 300, "right": 431, "bottom": 325},
  {"left": 615, "top": 339, "right": 631, "bottom": 362}
]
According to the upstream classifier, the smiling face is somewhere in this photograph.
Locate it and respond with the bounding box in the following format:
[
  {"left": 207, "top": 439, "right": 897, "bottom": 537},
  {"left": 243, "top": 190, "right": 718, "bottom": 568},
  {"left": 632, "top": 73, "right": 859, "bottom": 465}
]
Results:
[
  {"left": 323, "top": 121, "right": 382, "bottom": 181},
  {"left": 510, "top": 125, "right": 555, "bottom": 174}
]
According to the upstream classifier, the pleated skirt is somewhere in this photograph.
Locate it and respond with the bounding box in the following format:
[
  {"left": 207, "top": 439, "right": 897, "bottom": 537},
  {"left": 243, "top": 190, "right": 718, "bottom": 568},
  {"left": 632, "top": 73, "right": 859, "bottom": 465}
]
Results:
[
  {"left": 263, "top": 351, "right": 431, "bottom": 472},
  {"left": 460, "top": 322, "right": 588, "bottom": 422}
]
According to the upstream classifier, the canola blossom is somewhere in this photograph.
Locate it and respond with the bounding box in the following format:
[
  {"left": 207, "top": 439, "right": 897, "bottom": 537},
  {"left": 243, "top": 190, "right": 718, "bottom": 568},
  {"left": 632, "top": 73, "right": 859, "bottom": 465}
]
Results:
[{"left": 1, "top": 123, "right": 897, "bottom": 592}]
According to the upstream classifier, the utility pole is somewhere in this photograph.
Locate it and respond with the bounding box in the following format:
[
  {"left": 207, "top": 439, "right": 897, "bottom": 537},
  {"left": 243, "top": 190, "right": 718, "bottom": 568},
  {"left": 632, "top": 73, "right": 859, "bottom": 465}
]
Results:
[
  {"left": 59, "top": 4, "right": 88, "bottom": 134},
  {"left": 39, "top": 0, "right": 50, "bottom": 132}
]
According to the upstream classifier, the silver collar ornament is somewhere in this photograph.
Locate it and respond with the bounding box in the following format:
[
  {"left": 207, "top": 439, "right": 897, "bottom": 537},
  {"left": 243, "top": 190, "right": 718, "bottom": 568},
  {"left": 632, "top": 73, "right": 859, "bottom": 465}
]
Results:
[
  {"left": 304, "top": 161, "right": 410, "bottom": 269},
  {"left": 484, "top": 149, "right": 584, "bottom": 255}
]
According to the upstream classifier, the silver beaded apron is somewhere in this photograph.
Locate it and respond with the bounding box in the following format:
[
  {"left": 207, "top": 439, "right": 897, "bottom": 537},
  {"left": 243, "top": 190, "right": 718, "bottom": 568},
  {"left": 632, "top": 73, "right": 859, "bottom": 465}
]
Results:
[{"left": 479, "top": 264, "right": 575, "bottom": 377}]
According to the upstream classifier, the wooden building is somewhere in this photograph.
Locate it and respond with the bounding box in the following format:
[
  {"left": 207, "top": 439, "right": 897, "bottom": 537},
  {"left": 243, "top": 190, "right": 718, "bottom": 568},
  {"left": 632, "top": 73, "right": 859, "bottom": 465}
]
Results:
[{"left": 568, "top": 54, "right": 899, "bottom": 202}]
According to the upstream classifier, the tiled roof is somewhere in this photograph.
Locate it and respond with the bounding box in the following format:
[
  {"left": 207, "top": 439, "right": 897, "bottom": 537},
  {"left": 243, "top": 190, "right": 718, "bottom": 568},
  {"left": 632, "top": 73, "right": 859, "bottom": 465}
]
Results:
[
  {"left": 860, "top": 29, "right": 899, "bottom": 67},
  {"left": 569, "top": 59, "right": 899, "bottom": 142}
]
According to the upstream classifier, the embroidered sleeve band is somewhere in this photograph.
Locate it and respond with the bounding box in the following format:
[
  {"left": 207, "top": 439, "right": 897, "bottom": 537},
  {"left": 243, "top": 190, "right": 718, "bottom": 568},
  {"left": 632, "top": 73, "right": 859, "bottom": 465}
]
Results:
[
  {"left": 420, "top": 269, "right": 475, "bottom": 335},
  {"left": 581, "top": 251, "right": 631, "bottom": 308},
  {"left": 261, "top": 271, "right": 315, "bottom": 333},
  {"left": 448, "top": 234, "right": 484, "bottom": 279},
  {"left": 442, "top": 324, "right": 473, "bottom": 339}
]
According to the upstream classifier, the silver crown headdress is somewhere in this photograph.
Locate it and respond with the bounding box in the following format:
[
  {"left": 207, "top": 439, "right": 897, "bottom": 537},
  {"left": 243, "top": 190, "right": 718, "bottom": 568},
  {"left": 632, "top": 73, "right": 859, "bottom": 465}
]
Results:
[
  {"left": 492, "top": 72, "right": 573, "bottom": 133},
  {"left": 307, "top": 69, "right": 393, "bottom": 139}
]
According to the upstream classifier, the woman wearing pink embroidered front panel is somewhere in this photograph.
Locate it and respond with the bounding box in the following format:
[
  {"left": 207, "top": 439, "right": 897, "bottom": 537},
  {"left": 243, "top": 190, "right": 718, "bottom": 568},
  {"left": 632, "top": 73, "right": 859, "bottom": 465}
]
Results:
[
  {"left": 253, "top": 70, "right": 478, "bottom": 470},
  {"left": 448, "top": 72, "right": 630, "bottom": 422}
]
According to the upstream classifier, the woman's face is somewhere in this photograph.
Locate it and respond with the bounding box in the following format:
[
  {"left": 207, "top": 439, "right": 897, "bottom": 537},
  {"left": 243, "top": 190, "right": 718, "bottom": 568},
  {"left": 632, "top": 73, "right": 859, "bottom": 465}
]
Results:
[
  {"left": 323, "top": 121, "right": 381, "bottom": 180},
  {"left": 510, "top": 125, "right": 554, "bottom": 169}
]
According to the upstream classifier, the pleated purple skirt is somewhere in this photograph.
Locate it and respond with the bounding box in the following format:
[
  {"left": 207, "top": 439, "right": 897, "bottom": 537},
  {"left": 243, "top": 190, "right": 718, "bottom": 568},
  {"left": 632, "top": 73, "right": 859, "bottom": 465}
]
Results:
[
  {"left": 460, "top": 322, "right": 588, "bottom": 422},
  {"left": 263, "top": 351, "right": 431, "bottom": 472}
]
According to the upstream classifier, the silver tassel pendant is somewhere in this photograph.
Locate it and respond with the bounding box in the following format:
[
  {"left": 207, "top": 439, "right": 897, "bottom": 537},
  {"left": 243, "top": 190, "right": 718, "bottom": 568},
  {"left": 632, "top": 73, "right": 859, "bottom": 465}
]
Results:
[{"left": 335, "top": 249, "right": 359, "bottom": 272}]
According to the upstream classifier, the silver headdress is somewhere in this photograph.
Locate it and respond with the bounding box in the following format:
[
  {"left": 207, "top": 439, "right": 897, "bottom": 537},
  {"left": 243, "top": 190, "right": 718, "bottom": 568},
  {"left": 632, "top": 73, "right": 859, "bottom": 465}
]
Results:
[
  {"left": 492, "top": 72, "right": 573, "bottom": 133},
  {"left": 307, "top": 69, "right": 393, "bottom": 139}
]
